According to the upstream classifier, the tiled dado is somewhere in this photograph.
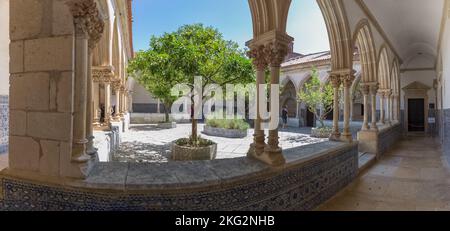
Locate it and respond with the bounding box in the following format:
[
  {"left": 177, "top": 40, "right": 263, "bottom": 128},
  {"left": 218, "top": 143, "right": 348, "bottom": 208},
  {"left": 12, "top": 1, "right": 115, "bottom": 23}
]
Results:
[
  {"left": 444, "top": 109, "right": 450, "bottom": 165},
  {"left": 0, "top": 144, "right": 358, "bottom": 211},
  {"left": 0, "top": 95, "right": 8, "bottom": 154},
  {"left": 378, "top": 123, "right": 402, "bottom": 157}
]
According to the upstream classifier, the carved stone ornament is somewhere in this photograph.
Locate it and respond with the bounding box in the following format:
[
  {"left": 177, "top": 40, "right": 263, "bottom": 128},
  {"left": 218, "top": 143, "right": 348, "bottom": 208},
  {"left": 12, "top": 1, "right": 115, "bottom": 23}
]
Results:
[
  {"left": 67, "top": 0, "right": 104, "bottom": 48},
  {"left": 92, "top": 67, "right": 114, "bottom": 83},
  {"left": 247, "top": 45, "right": 268, "bottom": 71},
  {"left": 264, "top": 41, "right": 288, "bottom": 67}
]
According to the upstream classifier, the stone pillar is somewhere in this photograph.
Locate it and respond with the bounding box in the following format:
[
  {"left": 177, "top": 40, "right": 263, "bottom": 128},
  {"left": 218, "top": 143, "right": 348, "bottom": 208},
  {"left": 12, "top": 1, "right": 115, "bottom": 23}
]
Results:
[
  {"left": 71, "top": 17, "right": 90, "bottom": 164},
  {"left": 247, "top": 45, "right": 267, "bottom": 159},
  {"left": 386, "top": 90, "right": 392, "bottom": 125},
  {"left": 395, "top": 94, "right": 400, "bottom": 122},
  {"left": 341, "top": 72, "right": 355, "bottom": 142},
  {"left": 119, "top": 86, "right": 125, "bottom": 117},
  {"left": 329, "top": 74, "right": 342, "bottom": 141},
  {"left": 362, "top": 84, "right": 370, "bottom": 131},
  {"left": 104, "top": 81, "right": 112, "bottom": 125},
  {"left": 379, "top": 90, "right": 386, "bottom": 125},
  {"left": 93, "top": 82, "right": 101, "bottom": 126},
  {"left": 113, "top": 82, "right": 121, "bottom": 121},
  {"left": 85, "top": 50, "right": 96, "bottom": 156},
  {"left": 370, "top": 84, "right": 379, "bottom": 131},
  {"left": 265, "top": 42, "right": 285, "bottom": 162}
]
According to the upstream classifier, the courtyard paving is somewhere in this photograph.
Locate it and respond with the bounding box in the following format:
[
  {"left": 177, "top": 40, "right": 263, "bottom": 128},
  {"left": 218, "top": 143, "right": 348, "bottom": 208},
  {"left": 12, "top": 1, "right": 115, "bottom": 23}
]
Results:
[{"left": 112, "top": 121, "right": 363, "bottom": 163}]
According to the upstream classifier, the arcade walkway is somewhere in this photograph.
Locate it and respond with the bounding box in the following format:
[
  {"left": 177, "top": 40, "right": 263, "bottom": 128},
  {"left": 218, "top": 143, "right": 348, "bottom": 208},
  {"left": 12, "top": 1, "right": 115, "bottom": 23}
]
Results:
[{"left": 319, "top": 136, "right": 450, "bottom": 211}]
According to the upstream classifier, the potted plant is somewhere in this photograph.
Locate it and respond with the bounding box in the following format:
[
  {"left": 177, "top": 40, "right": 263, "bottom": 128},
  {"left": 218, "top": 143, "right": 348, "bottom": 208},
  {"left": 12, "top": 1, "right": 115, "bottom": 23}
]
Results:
[
  {"left": 171, "top": 135, "right": 217, "bottom": 161},
  {"left": 298, "top": 67, "right": 335, "bottom": 138}
]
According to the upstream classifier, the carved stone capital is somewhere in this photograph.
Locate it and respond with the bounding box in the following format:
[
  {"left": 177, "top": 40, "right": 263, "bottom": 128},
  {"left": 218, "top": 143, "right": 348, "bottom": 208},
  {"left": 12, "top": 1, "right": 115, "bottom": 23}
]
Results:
[
  {"left": 112, "top": 81, "right": 122, "bottom": 92},
  {"left": 369, "top": 83, "right": 379, "bottom": 94},
  {"left": 341, "top": 72, "right": 356, "bottom": 88},
  {"left": 247, "top": 45, "right": 268, "bottom": 71},
  {"left": 264, "top": 41, "right": 288, "bottom": 67},
  {"left": 361, "top": 84, "right": 370, "bottom": 95},
  {"left": 67, "top": 0, "right": 104, "bottom": 49},
  {"left": 329, "top": 74, "right": 342, "bottom": 88},
  {"left": 92, "top": 66, "right": 114, "bottom": 83}
]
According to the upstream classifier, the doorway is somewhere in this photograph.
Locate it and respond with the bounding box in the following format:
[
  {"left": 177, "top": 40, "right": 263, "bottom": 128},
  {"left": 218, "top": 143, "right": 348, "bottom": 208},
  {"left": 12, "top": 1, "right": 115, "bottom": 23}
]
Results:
[
  {"left": 306, "top": 108, "right": 315, "bottom": 127},
  {"left": 408, "top": 98, "right": 425, "bottom": 132}
]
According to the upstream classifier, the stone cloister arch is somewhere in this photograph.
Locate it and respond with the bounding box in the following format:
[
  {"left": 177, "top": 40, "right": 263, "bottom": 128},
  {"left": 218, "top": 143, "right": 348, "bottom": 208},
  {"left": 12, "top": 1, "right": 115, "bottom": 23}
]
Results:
[
  {"left": 352, "top": 20, "right": 379, "bottom": 131},
  {"left": 378, "top": 46, "right": 391, "bottom": 125},
  {"left": 247, "top": 0, "right": 359, "bottom": 164},
  {"left": 390, "top": 59, "right": 401, "bottom": 123}
]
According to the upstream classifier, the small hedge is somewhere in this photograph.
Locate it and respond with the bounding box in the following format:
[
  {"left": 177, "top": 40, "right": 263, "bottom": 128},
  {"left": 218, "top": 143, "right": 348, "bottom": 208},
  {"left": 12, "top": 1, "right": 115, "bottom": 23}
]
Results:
[{"left": 206, "top": 117, "right": 250, "bottom": 131}]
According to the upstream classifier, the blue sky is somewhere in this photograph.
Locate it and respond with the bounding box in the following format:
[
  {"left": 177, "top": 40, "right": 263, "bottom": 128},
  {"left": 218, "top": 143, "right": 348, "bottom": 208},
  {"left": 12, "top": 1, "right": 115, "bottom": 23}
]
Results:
[{"left": 132, "top": 0, "right": 330, "bottom": 54}]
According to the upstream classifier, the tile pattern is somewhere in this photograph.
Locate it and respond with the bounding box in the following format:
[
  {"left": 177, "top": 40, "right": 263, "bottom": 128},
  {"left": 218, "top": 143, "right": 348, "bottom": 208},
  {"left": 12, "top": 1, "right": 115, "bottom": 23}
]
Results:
[
  {"left": 378, "top": 124, "right": 402, "bottom": 157},
  {"left": 319, "top": 136, "right": 450, "bottom": 211},
  {"left": 444, "top": 109, "right": 450, "bottom": 165},
  {"left": 0, "top": 95, "right": 8, "bottom": 154},
  {"left": 0, "top": 145, "right": 358, "bottom": 211}
]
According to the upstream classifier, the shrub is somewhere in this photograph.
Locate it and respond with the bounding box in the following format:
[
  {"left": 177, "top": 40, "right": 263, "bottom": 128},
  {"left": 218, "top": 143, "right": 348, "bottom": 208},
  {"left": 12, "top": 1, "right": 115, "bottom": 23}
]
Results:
[
  {"left": 206, "top": 116, "right": 250, "bottom": 131},
  {"left": 175, "top": 135, "right": 215, "bottom": 147}
]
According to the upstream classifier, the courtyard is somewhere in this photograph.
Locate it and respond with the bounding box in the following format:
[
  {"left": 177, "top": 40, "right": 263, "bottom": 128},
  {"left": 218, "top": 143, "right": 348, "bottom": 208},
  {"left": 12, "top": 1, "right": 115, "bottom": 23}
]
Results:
[{"left": 110, "top": 120, "right": 363, "bottom": 163}]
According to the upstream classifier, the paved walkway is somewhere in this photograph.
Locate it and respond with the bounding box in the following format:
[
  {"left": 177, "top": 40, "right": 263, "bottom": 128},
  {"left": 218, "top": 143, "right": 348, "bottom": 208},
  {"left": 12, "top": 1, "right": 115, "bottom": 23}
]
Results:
[
  {"left": 318, "top": 135, "right": 450, "bottom": 211},
  {"left": 113, "top": 123, "right": 328, "bottom": 163}
]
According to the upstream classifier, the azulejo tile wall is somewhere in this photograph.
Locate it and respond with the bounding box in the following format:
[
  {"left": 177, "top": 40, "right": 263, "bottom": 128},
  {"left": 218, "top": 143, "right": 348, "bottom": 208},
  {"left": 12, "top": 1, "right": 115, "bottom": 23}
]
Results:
[
  {"left": 0, "top": 145, "right": 358, "bottom": 211},
  {"left": 444, "top": 109, "right": 450, "bottom": 165},
  {"left": 0, "top": 95, "right": 8, "bottom": 154},
  {"left": 378, "top": 124, "right": 402, "bottom": 157}
]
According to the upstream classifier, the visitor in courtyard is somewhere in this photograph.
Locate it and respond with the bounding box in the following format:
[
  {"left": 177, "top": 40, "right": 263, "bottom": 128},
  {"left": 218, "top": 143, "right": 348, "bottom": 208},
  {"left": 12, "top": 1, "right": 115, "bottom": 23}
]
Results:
[{"left": 282, "top": 105, "right": 289, "bottom": 129}]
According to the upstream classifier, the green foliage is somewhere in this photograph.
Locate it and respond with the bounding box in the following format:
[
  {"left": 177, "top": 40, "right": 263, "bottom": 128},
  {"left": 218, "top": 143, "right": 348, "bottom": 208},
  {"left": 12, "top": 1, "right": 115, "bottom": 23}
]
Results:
[
  {"left": 175, "top": 136, "right": 215, "bottom": 148},
  {"left": 298, "top": 67, "right": 334, "bottom": 128},
  {"left": 205, "top": 111, "right": 250, "bottom": 131},
  {"left": 128, "top": 24, "right": 255, "bottom": 139}
]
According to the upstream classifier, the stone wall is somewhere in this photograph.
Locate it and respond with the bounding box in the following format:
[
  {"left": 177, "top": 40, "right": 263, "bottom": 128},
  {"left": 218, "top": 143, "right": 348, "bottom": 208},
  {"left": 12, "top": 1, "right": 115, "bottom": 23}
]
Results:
[
  {"left": 378, "top": 123, "right": 403, "bottom": 156},
  {"left": 0, "top": 95, "right": 8, "bottom": 154},
  {"left": 444, "top": 109, "right": 450, "bottom": 165},
  {"left": 0, "top": 142, "right": 358, "bottom": 211}
]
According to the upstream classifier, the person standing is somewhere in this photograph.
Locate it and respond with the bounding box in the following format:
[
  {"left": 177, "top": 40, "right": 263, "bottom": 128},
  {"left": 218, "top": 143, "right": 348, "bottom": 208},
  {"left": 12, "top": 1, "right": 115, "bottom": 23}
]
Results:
[{"left": 282, "top": 105, "right": 289, "bottom": 129}]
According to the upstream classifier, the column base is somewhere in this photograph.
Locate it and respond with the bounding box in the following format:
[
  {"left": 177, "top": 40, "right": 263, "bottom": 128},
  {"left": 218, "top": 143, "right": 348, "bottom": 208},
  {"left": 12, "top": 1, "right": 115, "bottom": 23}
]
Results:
[
  {"left": 329, "top": 132, "right": 341, "bottom": 141},
  {"left": 340, "top": 133, "right": 353, "bottom": 143},
  {"left": 370, "top": 123, "right": 378, "bottom": 132},
  {"left": 248, "top": 145, "right": 285, "bottom": 166}
]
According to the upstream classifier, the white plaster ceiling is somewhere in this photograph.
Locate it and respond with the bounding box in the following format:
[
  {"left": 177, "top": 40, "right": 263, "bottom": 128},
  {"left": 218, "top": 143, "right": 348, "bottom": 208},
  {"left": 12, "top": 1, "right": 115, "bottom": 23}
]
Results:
[{"left": 363, "top": 0, "right": 444, "bottom": 68}]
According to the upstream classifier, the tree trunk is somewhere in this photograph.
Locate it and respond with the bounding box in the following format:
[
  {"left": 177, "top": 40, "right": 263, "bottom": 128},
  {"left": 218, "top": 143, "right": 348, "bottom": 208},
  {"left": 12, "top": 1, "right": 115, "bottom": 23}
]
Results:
[{"left": 164, "top": 102, "right": 171, "bottom": 123}]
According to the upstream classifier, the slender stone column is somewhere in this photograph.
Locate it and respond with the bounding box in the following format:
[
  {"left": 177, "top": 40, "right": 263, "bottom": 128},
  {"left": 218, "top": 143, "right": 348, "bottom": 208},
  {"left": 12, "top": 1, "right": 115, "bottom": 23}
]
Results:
[
  {"left": 266, "top": 61, "right": 282, "bottom": 157},
  {"left": 391, "top": 94, "right": 397, "bottom": 122},
  {"left": 119, "top": 86, "right": 125, "bottom": 118},
  {"left": 362, "top": 84, "right": 370, "bottom": 130},
  {"left": 263, "top": 41, "right": 286, "bottom": 165},
  {"left": 386, "top": 90, "right": 392, "bottom": 125},
  {"left": 247, "top": 45, "right": 267, "bottom": 158},
  {"left": 370, "top": 84, "right": 379, "bottom": 131},
  {"left": 341, "top": 72, "right": 355, "bottom": 142},
  {"left": 395, "top": 95, "right": 400, "bottom": 121},
  {"left": 329, "top": 74, "right": 342, "bottom": 141},
  {"left": 379, "top": 90, "right": 386, "bottom": 125},
  {"left": 93, "top": 82, "right": 101, "bottom": 126},
  {"left": 85, "top": 51, "right": 96, "bottom": 156},
  {"left": 72, "top": 22, "right": 90, "bottom": 163},
  {"left": 104, "top": 81, "right": 112, "bottom": 125},
  {"left": 113, "top": 82, "right": 121, "bottom": 121}
]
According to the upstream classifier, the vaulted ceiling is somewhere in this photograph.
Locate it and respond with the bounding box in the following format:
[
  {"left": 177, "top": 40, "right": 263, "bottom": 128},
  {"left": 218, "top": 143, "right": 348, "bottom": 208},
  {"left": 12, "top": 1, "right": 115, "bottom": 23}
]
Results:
[{"left": 363, "top": 0, "right": 445, "bottom": 68}]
